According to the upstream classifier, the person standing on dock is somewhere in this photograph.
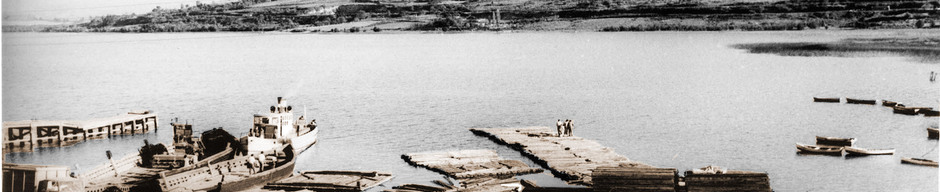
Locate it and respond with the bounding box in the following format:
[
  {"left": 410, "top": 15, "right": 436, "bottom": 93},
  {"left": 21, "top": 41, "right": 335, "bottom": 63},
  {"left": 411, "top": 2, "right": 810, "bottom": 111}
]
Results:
[
  {"left": 565, "top": 120, "right": 573, "bottom": 137},
  {"left": 258, "top": 152, "right": 267, "bottom": 172},
  {"left": 247, "top": 154, "right": 258, "bottom": 174},
  {"left": 556, "top": 119, "right": 564, "bottom": 137},
  {"left": 562, "top": 119, "right": 571, "bottom": 137}
]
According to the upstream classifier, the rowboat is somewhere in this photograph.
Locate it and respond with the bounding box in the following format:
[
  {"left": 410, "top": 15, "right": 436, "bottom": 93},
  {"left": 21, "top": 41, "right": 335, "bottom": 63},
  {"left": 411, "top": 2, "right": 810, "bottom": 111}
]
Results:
[
  {"left": 815, "top": 136, "right": 856, "bottom": 147},
  {"left": 844, "top": 147, "right": 894, "bottom": 156},
  {"left": 928, "top": 127, "right": 939, "bottom": 139},
  {"left": 901, "top": 157, "right": 939, "bottom": 167},
  {"left": 813, "top": 97, "right": 840, "bottom": 103},
  {"left": 845, "top": 98, "right": 875, "bottom": 104},
  {"left": 796, "top": 143, "right": 843, "bottom": 155},
  {"left": 881, "top": 100, "right": 900, "bottom": 107}
]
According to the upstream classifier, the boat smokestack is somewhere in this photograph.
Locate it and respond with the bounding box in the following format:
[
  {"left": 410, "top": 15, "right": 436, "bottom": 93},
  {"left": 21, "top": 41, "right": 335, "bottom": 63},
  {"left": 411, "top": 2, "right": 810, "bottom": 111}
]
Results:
[{"left": 277, "top": 97, "right": 283, "bottom": 105}]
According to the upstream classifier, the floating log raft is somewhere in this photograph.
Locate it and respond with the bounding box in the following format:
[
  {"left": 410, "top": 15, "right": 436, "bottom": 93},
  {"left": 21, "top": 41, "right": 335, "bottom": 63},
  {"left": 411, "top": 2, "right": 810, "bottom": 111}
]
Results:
[
  {"left": 591, "top": 167, "right": 678, "bottom": 192},
  {"left": 402, "top": 150, "right": 543, "bottom": 179},
  {"left": 3, "top": 111, "right": 158, "bottom": 153},
  {"left": 683, "top": 167, "right": 772, "bottom": 192},
  {"left": 265, "top": 170, "right": 394, "bottom": 191},
  {"left": 469, "top": 127, "right": 651, "bottom": 185}
]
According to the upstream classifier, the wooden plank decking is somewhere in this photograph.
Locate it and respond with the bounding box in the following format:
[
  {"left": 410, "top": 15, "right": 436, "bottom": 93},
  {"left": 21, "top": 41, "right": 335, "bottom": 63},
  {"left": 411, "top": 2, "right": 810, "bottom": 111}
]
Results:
[{"left": 469, "top": 127, "right": 652, "bottom": 186}]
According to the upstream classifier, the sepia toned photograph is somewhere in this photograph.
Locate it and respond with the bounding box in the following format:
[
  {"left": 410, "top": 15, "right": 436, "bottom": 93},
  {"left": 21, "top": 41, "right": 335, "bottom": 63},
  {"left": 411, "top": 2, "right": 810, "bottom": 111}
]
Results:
[{"left": 1, "top": 0, "right": 938, "bottom": 191}]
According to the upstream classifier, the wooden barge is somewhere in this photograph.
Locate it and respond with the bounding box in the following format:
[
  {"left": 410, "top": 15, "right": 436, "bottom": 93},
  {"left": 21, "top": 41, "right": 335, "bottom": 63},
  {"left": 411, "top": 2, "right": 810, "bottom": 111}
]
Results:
[
  {"left": 3, "top": 111, "right": 158, "bottom": 153},
  {"left": 265, "top": 170, "right": 394, "bottom": 191}
]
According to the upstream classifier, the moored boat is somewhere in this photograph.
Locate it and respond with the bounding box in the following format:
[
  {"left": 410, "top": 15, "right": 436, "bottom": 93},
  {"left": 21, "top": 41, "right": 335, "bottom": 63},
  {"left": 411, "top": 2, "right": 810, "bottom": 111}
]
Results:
[
  {"left": 247, "top": 97, "right": 319, "bottom": 155},
  {"left": 901, "top": 157, "right": 939, "bottom": 167},
  {"left": 844, "top": 147, "right": 895, "bottom": 156},
  {"left": 845, "top": 98, "right": 876, "bottom": 104},
  {"left": 796, "top": 143, "right": 843, "bottom": 155},
  {"left": 815, "top": 136, "right": 856, "bottom": 147},
  {"left": 158, "top": 144, "right": 296, "bottom": 192},
  {"left": 813, "top": 97, "right": 840, "bottom": 103},
  {"left": 928, "top": 127, "right": 939, "bottom": 139}
]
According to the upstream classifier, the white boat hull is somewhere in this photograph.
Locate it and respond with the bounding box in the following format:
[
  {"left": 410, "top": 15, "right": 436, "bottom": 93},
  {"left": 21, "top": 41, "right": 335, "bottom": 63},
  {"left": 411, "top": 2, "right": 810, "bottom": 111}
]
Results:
[{"left": 290, "top": 128, "right": 318, "bottom": 154}]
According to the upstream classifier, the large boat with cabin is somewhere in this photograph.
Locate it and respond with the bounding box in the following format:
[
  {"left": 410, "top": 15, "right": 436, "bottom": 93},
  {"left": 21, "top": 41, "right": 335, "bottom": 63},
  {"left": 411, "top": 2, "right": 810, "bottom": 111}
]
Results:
[{"left": 247, "top": 97, "right": 319, "bottom": 155}]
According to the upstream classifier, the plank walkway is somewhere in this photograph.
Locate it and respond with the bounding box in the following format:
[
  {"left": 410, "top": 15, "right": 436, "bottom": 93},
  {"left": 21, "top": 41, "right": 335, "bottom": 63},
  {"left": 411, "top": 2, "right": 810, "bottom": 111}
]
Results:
[{"left": 469, "top": 127, "right": 652, "bottom": 186}]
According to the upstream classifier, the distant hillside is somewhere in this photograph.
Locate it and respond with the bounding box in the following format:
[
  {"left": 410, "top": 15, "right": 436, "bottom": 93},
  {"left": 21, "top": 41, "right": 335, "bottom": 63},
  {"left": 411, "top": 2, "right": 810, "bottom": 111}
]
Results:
[{"left": 4, "top": 0, "right": 939, "bottom": 32}]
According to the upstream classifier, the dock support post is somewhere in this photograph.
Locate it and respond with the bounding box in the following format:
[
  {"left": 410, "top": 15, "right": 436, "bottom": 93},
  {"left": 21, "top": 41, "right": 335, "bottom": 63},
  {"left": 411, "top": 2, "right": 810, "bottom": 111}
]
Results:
[
  {"left": 131, "top": 120, "right": 137, "bottom": 135},
  {"left": 29, "top": 123, "right": 37, "bottom": 146},
  {"left": 57, "top": 125, "right": 64, "bottom": 146},
  {"left": 154, "top": 116, "right": 158, "bottom": 132}
]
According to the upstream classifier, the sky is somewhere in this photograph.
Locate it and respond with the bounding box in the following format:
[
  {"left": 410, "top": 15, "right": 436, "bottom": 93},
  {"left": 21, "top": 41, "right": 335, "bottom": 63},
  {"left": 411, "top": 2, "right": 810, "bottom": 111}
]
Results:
[{"left": 2, "top": 0, "right": 232, "bottom": 20}]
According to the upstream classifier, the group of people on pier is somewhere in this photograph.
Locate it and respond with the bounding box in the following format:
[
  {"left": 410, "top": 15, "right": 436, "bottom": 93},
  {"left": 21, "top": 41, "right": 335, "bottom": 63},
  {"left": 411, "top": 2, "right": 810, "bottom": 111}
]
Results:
[
  {"left": 246, "top": 152, "right": 271, "bottom": 174},
  {"left": 556, "top": 119, "right": 574, "bottom": 137}
]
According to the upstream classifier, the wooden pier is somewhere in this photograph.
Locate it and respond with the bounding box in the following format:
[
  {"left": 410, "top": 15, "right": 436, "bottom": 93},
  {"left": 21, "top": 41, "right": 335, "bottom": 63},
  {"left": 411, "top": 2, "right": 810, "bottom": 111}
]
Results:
[
  {"left": 3, "top": 111, "right": 158, "bottom": 153},
  {"left": 469, "top": 127, "right": 651, "bottom": 186}
]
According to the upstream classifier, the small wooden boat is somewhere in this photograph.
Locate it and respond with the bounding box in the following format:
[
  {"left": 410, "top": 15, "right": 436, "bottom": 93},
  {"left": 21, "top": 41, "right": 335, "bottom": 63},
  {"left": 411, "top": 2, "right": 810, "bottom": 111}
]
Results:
[
  {"left": 844, "top": 147, "right": 895, "bottom": 155},
  {"left": 892, "top": 106, "right": 919, "bottom": 115},
  {"left": 796, "top": 143, "right": 843, "bottom": 155},
  {"left": 813, "top": 97, "right": 840, "bottom": 103},
  {"left": 928, "top": 127, "right": 939, "bottom": 139},
  {"left": 901, "top": 157, "right": 939, "bottom": 167},
  {"left": 881, "top": 100, "right": 900, "bottom": 107},
  {"left": 815, "top": 136, "right": 856, "bottom": 147},
  {"left": 264, "top": 170, "right": 394, "bottom": 191},
  {"left": 845, "top": 98, "right": 876, "bottom": 104},
  {"left": 158, "top": 144, "right": 297, "bottom": 192}
]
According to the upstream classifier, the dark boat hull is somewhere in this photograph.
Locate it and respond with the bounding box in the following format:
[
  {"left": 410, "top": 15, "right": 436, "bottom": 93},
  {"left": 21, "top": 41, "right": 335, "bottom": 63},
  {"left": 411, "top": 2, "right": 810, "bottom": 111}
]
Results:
[
  {"left": 815, "top": 136, "right": 855, "bottom": 147},
  {"left": 919, "top": 109, "right": 939, "bottom": 117},
  {"left": 893, "top": 107, "right": 918, "bottom": 115},
  {"left": 929, "top": 128, "right": 939, "bottom": 139},
  {"left": 845, "top": 98, "right": 875, "bottom": 104},
  {"left": 882, "top": 100, "right": 899, "bottom": 107},
  {"left": 813, "top": 97, "right": 840, "bottom": 103}
]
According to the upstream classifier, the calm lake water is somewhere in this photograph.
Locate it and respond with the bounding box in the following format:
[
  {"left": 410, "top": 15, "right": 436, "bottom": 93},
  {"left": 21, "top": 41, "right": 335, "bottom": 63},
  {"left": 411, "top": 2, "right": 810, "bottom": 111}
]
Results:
[{"left": 3, "top": 30, "right": 938, "bottom": 191}]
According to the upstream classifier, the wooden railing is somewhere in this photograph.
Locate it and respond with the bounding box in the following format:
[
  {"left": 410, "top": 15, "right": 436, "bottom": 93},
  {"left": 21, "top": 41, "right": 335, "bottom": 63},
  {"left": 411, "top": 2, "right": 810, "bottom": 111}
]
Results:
[{"left": 81, "top": 153, "right": 140, "bottom": 183}]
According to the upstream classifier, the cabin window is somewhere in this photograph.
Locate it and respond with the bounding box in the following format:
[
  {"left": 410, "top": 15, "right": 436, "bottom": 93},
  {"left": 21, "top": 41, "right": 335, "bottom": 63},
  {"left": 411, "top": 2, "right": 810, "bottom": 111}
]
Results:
[
  {"left": 264, "top": 125, "right": 276, "bottom": 139},
  {"left": 262, "top": 118, "right": 269, "bottom": 124}
]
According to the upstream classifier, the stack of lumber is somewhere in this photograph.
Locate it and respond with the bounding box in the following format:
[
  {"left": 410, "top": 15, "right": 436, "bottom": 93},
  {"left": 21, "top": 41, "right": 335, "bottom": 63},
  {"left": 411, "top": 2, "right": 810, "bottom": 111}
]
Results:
[
  {"left": 683, "top": 166, "right": 772, "bottom": 192},
  {"left": 591, "top": 166, "right": 678, "bottom": 192},
  {"left": 469, "top": 127, "right": 651, "bottom": 185},
  {"left": 402, "top": 150, "right": 543, "bottom": 179}
]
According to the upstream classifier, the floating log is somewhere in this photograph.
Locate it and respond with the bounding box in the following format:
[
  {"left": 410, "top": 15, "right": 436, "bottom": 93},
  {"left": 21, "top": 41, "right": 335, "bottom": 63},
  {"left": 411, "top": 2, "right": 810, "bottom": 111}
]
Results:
[
  {"left": 893, "top": 106, "right": 919, "bottom": 115},
  {"left": 919, "top": 109, "right": 940, "bottom": 117},
  {"left": 812, "top": 97, "right": 840, "bottom": 103},
  {"left": 845, "top": 98, "right": 876, "bottom": 105},
  {"left": 470, "top": 127, "right": 651, "bottom": 186}
]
